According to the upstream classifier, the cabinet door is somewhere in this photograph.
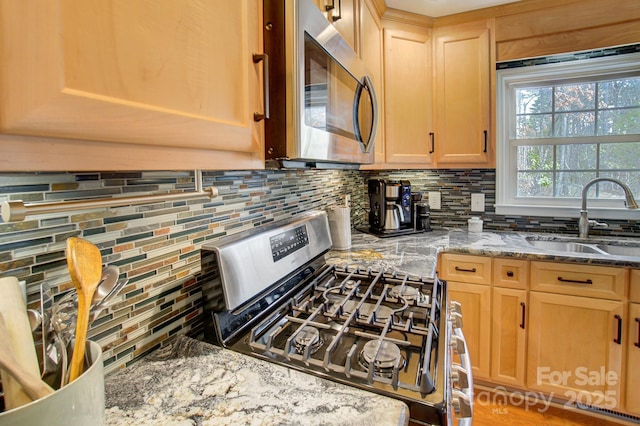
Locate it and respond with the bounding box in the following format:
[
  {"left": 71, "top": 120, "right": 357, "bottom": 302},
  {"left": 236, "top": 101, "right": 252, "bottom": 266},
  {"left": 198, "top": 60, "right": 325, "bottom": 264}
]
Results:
[
  {"left": 449, "top": 281, "right": 491, "bottom": 379},
  {"left": 491, "top": 287, "right": 527, "bottom": 387},
  {"left": 626, "top": 303, "right": 640, "bottom": 416},
  {"left": 0, "top": 1, "right": 263, "bottom": 153},
  {"left": 383, "top": 27, "right": 433, "bottom": 165},
  {"left": 433, "top": 21, "right": 491, "bottom": 167},
  {"left": 359, "top": 0, "right": 385, "bottom": 164},
  {"left": 527, "top": 292, "right": 623, "bottom": 410}
]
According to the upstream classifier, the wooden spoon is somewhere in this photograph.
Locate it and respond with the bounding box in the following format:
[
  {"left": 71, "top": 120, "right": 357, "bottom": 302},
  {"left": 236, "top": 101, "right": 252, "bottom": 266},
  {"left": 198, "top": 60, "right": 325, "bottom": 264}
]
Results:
[
  {"left": 0, "top": 313, "right": 54, "bottom": 400},
  {"left": 66, "top": 237, "right": 102, "bottom": 383}
]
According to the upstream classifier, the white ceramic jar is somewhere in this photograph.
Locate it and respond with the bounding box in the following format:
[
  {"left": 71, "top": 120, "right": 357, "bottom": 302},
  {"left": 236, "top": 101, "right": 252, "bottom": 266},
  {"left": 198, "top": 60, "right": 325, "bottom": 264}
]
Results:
[{"left": 468, "top": 216, "right": 483, "bottom": 233}]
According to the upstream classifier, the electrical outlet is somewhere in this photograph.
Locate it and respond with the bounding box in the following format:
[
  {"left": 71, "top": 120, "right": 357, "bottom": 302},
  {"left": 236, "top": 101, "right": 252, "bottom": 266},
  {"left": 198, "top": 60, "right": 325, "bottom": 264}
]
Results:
[
  {"left": 428, "top": 192, "right": 441, "bottom": 210},
  {"left": 471, "top": 193, "right": 485, "bottom": 212}
]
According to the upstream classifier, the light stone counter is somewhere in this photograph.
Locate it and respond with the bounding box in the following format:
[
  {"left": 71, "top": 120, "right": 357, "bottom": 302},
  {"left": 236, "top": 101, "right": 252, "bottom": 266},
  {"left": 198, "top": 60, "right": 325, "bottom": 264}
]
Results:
[
  {"left": 325, "top": 228, "right": 640, "bottom": 279},
  {"left": 104, "top": 337, "right": 410, "bottom": 426}
]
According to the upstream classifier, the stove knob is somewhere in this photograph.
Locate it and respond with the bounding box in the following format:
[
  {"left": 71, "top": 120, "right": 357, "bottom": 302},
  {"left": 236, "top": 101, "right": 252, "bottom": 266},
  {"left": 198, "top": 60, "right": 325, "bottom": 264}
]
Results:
[
  {"left": 451, "top": 389, "right": 473, "bottom": 418},
  {"left": 451, "top": 363, "right": 469, "bottom": 389},
  {"left": 450, "top": 334, "right": 466, "bottom": 355},
  {"left": 450, "top": 311, "right": 463, "bottom": 329}
]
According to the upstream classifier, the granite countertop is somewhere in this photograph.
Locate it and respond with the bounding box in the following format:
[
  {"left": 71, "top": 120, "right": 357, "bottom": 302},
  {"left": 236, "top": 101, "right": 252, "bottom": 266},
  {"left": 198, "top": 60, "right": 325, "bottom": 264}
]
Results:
[
  {"left": 324, "top": 228, "right": 640, "bottom": 279},
  {"left": 104, "top": 337, "right": 410, "bottom": 426},
  {"left": 104, "top": 227, "right": 640, "bottom": 426}
]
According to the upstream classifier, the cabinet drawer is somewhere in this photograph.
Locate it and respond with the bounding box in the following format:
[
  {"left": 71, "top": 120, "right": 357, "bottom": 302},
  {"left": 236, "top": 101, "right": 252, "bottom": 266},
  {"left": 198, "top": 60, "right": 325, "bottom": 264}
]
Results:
[
  {"left": 439, "top": 254, "right": 491, "bottom": 285},
  {"left": 631, "top": 270, "right": 640, "bottom": 303},
  {"left": 530, "top": 261, "right": 627, "bottom": 300},
  {"left": 493, "top": 258, "right": 528, "bottom": 289}
]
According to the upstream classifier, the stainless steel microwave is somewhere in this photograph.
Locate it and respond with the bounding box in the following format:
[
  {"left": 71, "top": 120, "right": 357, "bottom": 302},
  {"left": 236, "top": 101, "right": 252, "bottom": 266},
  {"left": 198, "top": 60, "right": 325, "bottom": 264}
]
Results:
[{"left": 260, "top": 0, "right": 378, "bottom": 168}]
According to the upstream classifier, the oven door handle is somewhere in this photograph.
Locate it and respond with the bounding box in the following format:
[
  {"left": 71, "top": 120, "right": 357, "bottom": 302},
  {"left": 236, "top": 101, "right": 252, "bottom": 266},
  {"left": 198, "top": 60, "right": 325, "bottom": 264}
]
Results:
[{"left": 452, "top": 327, "right": 474, "bottom": 422}]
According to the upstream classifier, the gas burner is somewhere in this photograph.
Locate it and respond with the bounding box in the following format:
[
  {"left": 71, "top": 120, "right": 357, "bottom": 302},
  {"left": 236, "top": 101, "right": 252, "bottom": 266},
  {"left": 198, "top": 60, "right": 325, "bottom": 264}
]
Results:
[
  {"left": 292, "top": 326, "right": 323, "bottom": 355},
  {"left": 343, "top": 279, "right": 358, "bottom": 290},
  {"left": 389, "top": 285, "right": 429, "bottom": 304},
  {"left": 358, "top": 304, "right": 394, "bottom": 322},
  {"left": 359, "top": 340, "right": 406, "bottom": 378}
]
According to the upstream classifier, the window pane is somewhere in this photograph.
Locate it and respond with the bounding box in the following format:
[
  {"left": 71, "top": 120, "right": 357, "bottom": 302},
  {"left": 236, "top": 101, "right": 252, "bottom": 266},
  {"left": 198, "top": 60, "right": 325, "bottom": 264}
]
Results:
[
  {"left": 516, "top": 114, "right": 552, "bottom": 138},
  {"left": 516, "top": 87, "right": 552, "bottom": 113},
  {"left": 517, "top": 172, "right": 553, "bottom": 197},
  {"left": 598, "top": 78, "right": 640, "bottom": 109},
  {"left": 556, "top": 172, "right": 596, "bottom": 197},
  {"left": 599, "top": 171, "right": 640, "bottom": 197},
  {"left": 517, "top": 145, "right": 553, "bottom": 170},
  {"left": 554, "top": 83, "right": 595, "bottom": 111},
  {"left": 600, "top": 142, "right": 640, "bottom": 169},
  {"left": 553, "top": 112, "right": 595, "bottom": 137},
  {"left": 597, "top": 108, "right": 640, "bottom": 135},
  {"left": 556, "top": 144, "right": 597, "bottom": 170}
]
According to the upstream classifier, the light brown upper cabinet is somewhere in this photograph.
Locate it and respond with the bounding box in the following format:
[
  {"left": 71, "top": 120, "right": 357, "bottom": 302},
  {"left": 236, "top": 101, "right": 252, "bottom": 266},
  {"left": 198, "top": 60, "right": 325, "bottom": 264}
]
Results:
[
  {"left": 382, "top": 25, "right": 434, "bottom": 165},
  {"left": 359, "top": 0, "right": 385, "bottom": 164},
  {"left": 433, "top": 20, "right": 493, "bottom": 167},
  {"left": 0, "top": 0, "right": 264, "bottom": 170},
  {"left": 311, "top": 0, "right": 360, "bottom": 52}
]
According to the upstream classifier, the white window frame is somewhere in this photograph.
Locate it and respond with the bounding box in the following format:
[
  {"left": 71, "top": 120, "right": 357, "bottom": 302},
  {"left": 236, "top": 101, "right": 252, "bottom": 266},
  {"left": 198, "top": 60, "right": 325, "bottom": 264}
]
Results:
[{"left": 496, "top": 51, "right": 640, "bottom": 220}]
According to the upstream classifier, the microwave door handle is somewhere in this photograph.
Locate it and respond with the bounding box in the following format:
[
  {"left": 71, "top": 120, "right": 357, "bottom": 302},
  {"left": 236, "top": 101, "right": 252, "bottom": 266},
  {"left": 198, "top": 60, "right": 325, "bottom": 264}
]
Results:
[{"left": 352, "top": 75, "right": 378, "bottom": 153}]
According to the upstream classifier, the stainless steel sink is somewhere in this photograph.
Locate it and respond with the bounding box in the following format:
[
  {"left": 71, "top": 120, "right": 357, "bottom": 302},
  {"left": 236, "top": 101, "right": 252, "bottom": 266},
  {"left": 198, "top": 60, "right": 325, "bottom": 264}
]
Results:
[
  {"left": 526, "top": 237, "right": 640, "bottom": 257},
  {"left": 596, "top": 244, "right": 640, "bottom": 257},
  {"left": 526, "top": 239, "right": 606, "bottom": 254}
]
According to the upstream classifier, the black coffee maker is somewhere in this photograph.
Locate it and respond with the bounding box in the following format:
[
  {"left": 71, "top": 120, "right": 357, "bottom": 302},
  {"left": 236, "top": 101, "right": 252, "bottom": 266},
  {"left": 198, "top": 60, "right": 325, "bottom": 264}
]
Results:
[{"left": 367, "top": 179, "right": 413, "bottom": 233}]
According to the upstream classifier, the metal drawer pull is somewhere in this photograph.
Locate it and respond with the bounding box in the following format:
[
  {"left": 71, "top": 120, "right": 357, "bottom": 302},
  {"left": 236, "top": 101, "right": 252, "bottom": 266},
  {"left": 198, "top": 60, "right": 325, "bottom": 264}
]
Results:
[
  {"left": 614, "top": 314, "right": 622, "bottom": 345},
  {"left": 253, "top": 53, "right": 270, "bottom": 121},
  {"left": 557, "top": 276, "right": 593, "bottom": 285},
  {"left": 429, "top": 132, "right": 435, "bottom": 154},
  {"left": 520, "top": 302, "right": 525, "bottom": 329},
  {"left": 506, "top": 270, "right": 514, "bottom": 277},
  {"left": 454, "top": 267, "right": 476, "bottom": 273},
  {"left": 635, "top": 318, "right": 640, "bottom": 348}
]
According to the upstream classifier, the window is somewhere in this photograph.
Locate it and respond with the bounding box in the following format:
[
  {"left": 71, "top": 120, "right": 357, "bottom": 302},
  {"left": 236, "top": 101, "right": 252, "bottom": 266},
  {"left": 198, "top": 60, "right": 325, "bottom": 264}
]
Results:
[{"left": 496, "top": 50, "right": 640, "bottom": 219}]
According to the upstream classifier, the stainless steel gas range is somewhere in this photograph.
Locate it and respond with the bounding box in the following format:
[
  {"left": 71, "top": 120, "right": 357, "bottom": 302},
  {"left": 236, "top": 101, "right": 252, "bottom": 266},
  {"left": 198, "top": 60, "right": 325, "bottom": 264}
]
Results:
[{"left": 200, "top": 211, "right": 472, "bottom": 425}]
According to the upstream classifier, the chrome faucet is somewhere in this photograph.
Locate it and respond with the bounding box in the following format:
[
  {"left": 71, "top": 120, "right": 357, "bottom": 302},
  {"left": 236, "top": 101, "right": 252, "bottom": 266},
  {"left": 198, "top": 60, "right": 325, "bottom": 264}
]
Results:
[{"left": 579, "top": 177, "right": 638, "bottom": 238}]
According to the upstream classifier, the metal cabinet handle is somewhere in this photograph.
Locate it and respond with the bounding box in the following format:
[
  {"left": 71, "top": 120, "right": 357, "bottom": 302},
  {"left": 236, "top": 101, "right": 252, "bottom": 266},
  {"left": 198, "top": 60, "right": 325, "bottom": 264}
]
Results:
[
  {"left": 483, "top": 130, "right": 488, "bottom": 153},
  {"left": 454, "top": 266, "right": 476, "bottom": 273},
  {"left": 520, "top": 302, "right": 525, "bottom": 329},
  {"left": 557, "top": 276, "right": 593, "bottom": 285},
  {"left": 253, "top": 53, "right": 270, "bottom": 122},
  {"left": 429, "top": 132, "right": 435, "bottom": 154},
  {"left": 325, "top": 0, "right": 342, "bottom": 21},
  {"left": 506, "top": 270, "right": 514, "bottom": 277},
  {"left": 614, "top": 314, "right": 622, "bottom": 345},
  {"left": 635, "top": 318, "right": 640, "bottom": 348}
]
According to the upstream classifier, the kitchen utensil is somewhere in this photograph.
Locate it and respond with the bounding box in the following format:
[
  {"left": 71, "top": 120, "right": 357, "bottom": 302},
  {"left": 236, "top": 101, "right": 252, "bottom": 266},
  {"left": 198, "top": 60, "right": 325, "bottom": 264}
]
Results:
[
  {"left": 0, "top": 314, "right": 54, "bottom": 401},
  {"left": 0, "top": 276, "right": 42, "bottom": 409},
  {"left": 65, "top": 237, "right": 102, "bottom": 383}
]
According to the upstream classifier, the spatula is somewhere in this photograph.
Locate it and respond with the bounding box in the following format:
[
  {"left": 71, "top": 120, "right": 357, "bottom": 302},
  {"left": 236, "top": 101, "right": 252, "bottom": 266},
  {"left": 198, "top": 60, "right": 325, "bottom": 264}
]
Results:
[
  {"left": 65, "top": 237, "right": 102, "bottom": 383},
  {"left": 0, "top": 313, "right": 54, "bottom": 401}
]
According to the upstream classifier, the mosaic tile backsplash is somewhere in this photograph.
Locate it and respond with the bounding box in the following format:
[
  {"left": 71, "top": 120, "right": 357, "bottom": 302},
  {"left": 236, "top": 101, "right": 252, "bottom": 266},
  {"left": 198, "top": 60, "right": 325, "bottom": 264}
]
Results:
[{"left": 1, "top": 168, "right": 638, "bottom": 373}]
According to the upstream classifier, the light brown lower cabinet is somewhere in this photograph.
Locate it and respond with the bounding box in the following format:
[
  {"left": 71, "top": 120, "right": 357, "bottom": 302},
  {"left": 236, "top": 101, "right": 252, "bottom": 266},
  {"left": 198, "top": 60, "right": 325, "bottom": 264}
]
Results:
[
  {"left": 526, "top": 291, "right": 624, "bottom": 410},
  {"left": 448, "top": 281, "right": 491, "bottom": 380},
  {"left": 491, "top": 287, "right": 527, "bottom": 387},
  {"left": 626, "top": 302, "right": 640, "bottom": 416}
]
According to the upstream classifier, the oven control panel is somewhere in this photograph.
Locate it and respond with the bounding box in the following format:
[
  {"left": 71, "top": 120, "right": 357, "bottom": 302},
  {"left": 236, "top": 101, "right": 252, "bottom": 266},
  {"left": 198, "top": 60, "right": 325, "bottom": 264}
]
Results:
[{"left": 270, "top": 225, "right": 309, "bottom": 262}]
